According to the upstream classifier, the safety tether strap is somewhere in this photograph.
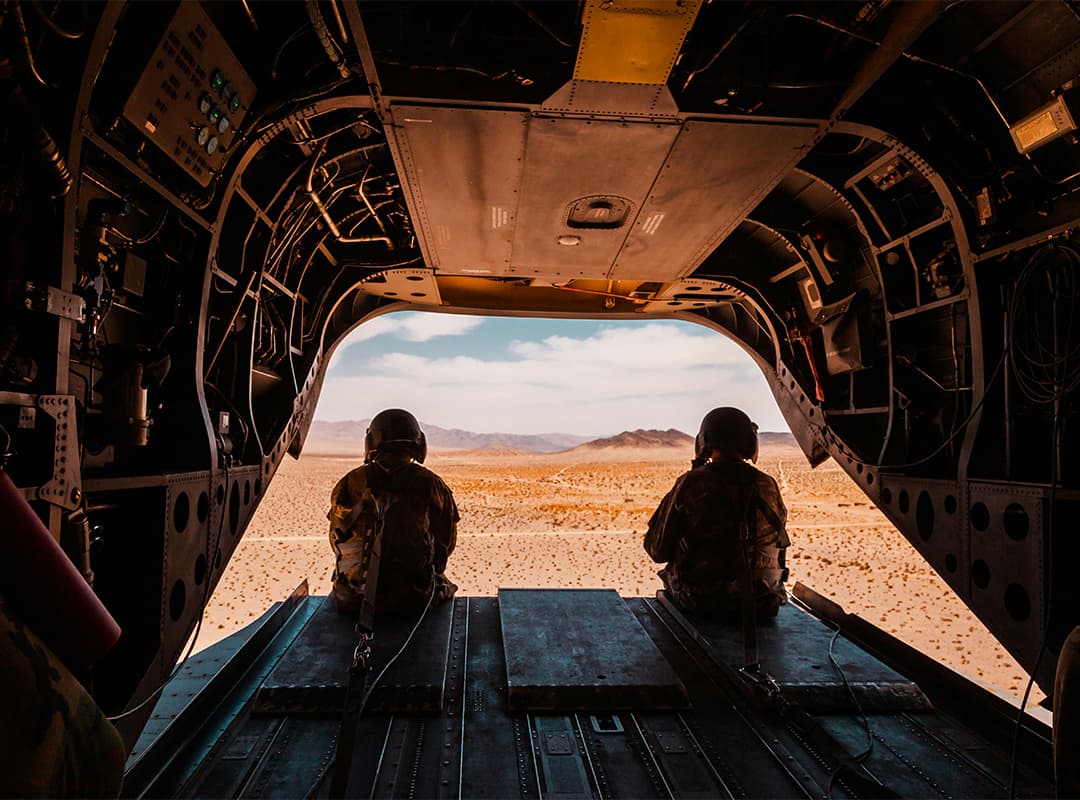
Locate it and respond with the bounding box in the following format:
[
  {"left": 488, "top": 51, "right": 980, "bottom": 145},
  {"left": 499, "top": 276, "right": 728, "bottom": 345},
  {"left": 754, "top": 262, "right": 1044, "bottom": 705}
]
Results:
[
  {"left": 329, "top": 493, "right": 386, "bottom": 799},
  {"left": 737, "top": 476, "right": 759, "bottom": 669}
]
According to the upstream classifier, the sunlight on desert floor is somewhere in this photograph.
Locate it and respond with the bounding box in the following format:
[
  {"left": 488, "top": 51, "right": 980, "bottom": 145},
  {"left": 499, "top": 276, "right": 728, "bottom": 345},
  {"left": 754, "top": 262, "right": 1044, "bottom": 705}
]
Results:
[{"left": 197, "top": 445, "right": 1045, "bottom": 707}]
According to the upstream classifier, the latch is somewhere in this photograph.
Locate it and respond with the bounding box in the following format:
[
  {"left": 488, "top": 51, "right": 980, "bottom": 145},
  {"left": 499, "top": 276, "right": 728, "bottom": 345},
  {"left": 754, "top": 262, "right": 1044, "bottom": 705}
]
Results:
[{"left": 24, "top": 282, "right": 86, "bottom": 322}]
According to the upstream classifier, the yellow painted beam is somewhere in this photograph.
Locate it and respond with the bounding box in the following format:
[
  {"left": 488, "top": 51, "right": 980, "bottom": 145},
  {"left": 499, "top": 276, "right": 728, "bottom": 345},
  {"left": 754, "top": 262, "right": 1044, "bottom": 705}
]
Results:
[{"left": 573, "top": 0, "right": 703, "bottom": 85}]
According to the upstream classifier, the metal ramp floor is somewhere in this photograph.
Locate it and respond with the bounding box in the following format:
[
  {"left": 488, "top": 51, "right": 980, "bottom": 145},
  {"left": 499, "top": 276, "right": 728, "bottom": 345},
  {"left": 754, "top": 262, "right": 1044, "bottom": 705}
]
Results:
[{"left": 123, "top": 584, "right": 1055, "bottom": 799}]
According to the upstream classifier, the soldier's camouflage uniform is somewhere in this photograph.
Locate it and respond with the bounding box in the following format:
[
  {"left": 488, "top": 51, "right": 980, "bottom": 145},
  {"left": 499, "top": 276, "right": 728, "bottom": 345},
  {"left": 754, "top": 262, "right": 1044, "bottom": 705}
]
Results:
[
  {"left": 0, "top": 596, "right": 125, "bottom": 797},
  {"left": 645, "top": 460, "right": 789, "bottom": 619},
  {"left": 328, "top": 461, "right": 459, "bottom": 616}
]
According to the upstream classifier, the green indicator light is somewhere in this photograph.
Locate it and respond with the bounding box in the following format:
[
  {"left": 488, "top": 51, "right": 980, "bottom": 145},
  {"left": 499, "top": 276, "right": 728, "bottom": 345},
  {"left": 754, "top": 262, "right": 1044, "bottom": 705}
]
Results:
[
  {"left": 211, "top": 70, "right": 224, "bottom": 89},
  {"left": 229, "top": 95, "right": 241, "bottom": 112},
  {"left": 209, "top": 106, "right": 222, "bottom": 122}
]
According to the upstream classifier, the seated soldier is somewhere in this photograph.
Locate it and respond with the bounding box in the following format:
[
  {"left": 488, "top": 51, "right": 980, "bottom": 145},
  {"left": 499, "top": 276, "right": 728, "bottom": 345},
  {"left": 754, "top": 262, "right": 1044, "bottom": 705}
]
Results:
[
  {"left": 645, "top": 407, "right": 789, "bottom": 620},
  {"left": 327, "top": 409, "right": 459, "bottom": 616}
]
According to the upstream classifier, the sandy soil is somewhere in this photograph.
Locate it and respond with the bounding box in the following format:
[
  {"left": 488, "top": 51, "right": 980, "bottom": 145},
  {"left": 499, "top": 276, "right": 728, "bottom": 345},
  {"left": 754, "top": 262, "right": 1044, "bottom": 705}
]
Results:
[{"left": 196, "top": 445, "right": 1045, "bottom": 707}]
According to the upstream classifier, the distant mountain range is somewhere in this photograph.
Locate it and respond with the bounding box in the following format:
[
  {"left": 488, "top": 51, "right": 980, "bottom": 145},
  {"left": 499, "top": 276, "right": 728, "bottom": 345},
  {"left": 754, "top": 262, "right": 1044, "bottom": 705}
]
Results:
[
  {"left": 306, "top": 419, "right": 592, "bottom": 454},
  {"left": 306, "top": 420, "right": 796, "bottom": 455}
]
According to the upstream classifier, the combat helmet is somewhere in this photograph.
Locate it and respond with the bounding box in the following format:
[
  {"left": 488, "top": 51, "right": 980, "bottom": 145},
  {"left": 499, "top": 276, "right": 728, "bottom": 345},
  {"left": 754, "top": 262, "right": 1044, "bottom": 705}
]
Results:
[
  {"left": 364, "top": 408, "right": 427, "bottom": 464},
  {"left": 695, "top": 407, "right": 759, "bottom": 464}
]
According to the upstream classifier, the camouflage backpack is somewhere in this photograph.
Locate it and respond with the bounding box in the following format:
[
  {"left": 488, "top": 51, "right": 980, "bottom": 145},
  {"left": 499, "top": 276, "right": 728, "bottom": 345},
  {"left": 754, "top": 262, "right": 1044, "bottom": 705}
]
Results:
[
  {"left": 677, "top": 461, "right": 787, "bottom": 615},
  {"left": 332, "top": 465, "right": 435, "bottom": 616}
]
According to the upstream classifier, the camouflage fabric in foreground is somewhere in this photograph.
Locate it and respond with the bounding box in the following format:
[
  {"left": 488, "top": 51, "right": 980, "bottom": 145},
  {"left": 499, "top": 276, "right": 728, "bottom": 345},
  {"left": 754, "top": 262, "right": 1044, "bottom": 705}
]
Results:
[{"left": 0, "top": 596, "right": 125, "bottom": 797}]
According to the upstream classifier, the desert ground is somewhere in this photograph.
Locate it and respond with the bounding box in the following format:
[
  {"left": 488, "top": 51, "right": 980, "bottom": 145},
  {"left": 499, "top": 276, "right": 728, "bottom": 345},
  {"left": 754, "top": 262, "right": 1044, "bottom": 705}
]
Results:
[{"left": 197, "top": 443, "right": 1045, "bottom": 708}]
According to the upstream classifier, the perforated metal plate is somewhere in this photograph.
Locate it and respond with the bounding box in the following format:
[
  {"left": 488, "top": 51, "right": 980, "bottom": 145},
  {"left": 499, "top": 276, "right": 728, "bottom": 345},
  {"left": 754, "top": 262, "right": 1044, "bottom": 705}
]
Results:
[
  {"left": 354, "top": 268, "right": 443, "bottom": 306},
  {"left": 640, "top": 278, "right": 743, "bottom": 313}
]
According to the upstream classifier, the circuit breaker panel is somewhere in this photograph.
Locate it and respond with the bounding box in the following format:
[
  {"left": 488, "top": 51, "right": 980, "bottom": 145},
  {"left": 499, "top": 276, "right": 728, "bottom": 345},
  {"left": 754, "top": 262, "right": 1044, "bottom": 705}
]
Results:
[{"left": 122, "top": 3, "right": 255, "bottom": 187}]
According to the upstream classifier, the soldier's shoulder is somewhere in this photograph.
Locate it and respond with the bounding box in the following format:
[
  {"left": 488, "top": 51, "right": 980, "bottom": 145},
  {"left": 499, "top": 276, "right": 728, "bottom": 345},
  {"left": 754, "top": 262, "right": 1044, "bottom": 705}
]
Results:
[
  {"left": 750, "top": 465, "right": 781, "bottom": 492},
  {"left": 406, "top": 462, "right": 453, "bottom": 491},
  {"left": 333, "top": 464, "right": 370, "bottom": 498},
  {"left": 672, "top": 467, "right": 710, "bottom": 496}
]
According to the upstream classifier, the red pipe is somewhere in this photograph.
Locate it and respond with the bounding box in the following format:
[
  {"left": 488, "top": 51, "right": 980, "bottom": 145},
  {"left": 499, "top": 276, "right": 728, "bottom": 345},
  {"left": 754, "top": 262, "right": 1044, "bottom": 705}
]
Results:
[{"left": 0, "top": 469, "right": 121, "bottom": 671}]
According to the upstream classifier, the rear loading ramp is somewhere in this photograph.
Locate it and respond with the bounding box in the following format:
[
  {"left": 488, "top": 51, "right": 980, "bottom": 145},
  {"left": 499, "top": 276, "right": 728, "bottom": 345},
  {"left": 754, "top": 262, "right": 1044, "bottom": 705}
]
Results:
[{"left": 123, "top": 588, "right": 1055, "bottom": 798}]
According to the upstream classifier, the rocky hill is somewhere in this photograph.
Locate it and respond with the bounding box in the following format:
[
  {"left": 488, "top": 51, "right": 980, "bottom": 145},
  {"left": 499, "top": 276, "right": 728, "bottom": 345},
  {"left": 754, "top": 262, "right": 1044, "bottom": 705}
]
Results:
[{"left": 570, "top": 429, "right": 694, "bottom": 451}]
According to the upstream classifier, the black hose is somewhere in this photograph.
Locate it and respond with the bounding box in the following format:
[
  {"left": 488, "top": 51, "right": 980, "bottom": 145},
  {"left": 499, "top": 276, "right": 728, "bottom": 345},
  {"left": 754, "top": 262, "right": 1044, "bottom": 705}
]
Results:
[
  {"left": 30, "top": 0, "right": 86, "bottom": 40},
  {"left": 3, "top": 63, "right": 71, "bottom": 197},
  {"left": 305, "top": 0, "right": 350, "bottom": 79},
  {"left": 29, "top": 121, "right": 72, "bottom": 198},
  {"left": 13, "top": 2, "right": 52, "bottom": 88}
]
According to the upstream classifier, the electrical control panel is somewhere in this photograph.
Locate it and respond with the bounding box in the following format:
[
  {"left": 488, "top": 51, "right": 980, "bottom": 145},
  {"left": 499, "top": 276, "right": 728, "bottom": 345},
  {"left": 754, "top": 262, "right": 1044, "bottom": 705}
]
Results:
[
  {"left": 122, "top": 3, "right": 256, "bottom": 187},
  {"left": 868, "top": 156, "right": 912, "bottom": 191}
]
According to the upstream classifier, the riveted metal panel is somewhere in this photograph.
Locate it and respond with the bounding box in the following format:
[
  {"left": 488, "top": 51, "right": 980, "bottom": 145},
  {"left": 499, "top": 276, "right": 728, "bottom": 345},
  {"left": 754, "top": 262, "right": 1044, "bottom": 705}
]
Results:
[
  {"left": 354, "top": 267, "right": 443, "bottom": 306},
  {"left": 875, "top": 477, "right": 969, "bottom": 604},
  {"left": 392, "top": 105, "right": 529, "bottom": 274},
  {"left": 610, "top": 120, "right": 817, "bottom": 281},
  {"left": 499, "top": 588, "right": 688, "bottom": 711},
  {"left": 658, "top": 593, "right": 928, "bottom": 713},
  {"left": 254, "top": 594, "right": 455, "bottom": 714},
  {"left": 639, "top": 277, "right": 743, "bottom": 313},
  {"left": 967, "top": 482, "right": 1046, "bottom": 668},
  {"left": 574, "top": 0, "right": 703, "bottom": 85},
  {"left": 509, "top": 116, "right": 679, "bottom": 279},
  {"left": 542, "top": 80, "right": 680, "bottom": 118}
]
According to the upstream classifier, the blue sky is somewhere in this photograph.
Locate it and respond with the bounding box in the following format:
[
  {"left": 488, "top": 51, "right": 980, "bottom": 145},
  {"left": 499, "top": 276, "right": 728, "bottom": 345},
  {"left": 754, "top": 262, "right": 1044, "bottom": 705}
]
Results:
[{"left": 316, "top": 311, "right": 787, "bottom": 436}]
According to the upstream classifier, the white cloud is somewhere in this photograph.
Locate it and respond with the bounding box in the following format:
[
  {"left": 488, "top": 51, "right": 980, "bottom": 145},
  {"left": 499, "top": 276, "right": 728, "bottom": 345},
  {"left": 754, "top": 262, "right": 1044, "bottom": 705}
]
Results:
[
  {"left": 507, "top": 323, "right": 749, "bottom": 368},
  {"left": 326, "top": 313, "right": 484, "bottom": 372},
  {"left": 348, "top": 313, "right": 483, "bottom": 343},
  {"left": 316, "top": 322, "right": 786, "bottom": 435}
]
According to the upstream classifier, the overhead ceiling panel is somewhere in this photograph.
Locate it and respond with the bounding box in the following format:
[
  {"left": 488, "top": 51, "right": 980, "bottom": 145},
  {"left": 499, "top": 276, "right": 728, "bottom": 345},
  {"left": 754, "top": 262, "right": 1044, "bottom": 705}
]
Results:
[
  {"left": 391, "top": 105, "right": 528, "bottom": 274},
  {"left": 609, "top": 119, "right": 818, "bottom": 281},
  {"left": 509, "top": 116, "right": 680, "bottom": 279}
]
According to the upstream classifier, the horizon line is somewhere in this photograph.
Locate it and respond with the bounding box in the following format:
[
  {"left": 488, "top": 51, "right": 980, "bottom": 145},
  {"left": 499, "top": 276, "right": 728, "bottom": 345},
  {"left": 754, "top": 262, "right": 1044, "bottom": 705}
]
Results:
[{"left": 310, "top": 418, "right": 794, "bottom": 437}]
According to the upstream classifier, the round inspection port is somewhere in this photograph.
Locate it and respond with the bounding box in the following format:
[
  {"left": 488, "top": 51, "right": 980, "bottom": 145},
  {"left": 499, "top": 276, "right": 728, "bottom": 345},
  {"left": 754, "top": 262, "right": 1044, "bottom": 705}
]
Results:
[
  {"left": 1003, "top": 503, "right": 1029, "bottom": 541},
  {"left": 916, "top": 491, "right": 934, "bottom": 541},
  {"left": 229, "top": 481, "right": 240, "bottom": 535},
  {"left": 971, "top": 502, "right": 990, "bottom": 531},
  {"left": 1004, "top": 583, "right": 1031, "bottom": 621},
  {"left": 197, "top": 491, "right": 209, "bottom": 523},
  {"left": 173, "top": 491, "right": 190, "bottom": 533},
  {"left": 169, "top": 579, "right": 186, "bottom": 621},
  {"left": 972, "top": 559, "right": 990, "bottom": 590}
]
